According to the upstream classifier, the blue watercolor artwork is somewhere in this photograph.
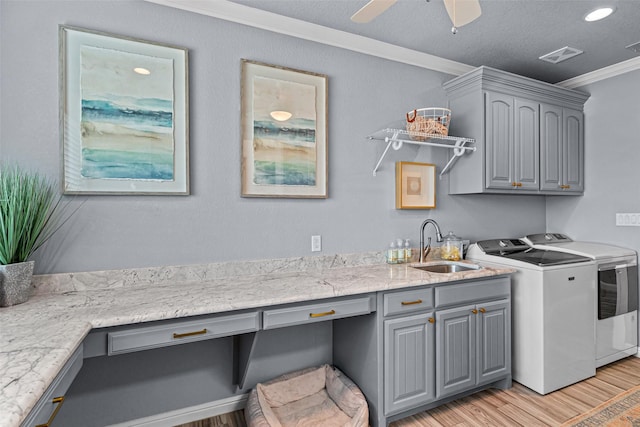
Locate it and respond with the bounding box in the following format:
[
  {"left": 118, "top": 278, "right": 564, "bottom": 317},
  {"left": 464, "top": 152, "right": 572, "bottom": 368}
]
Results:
[
  {"left": 252, "top": 77, "right": 317, "bottom": 186},
  {"left": 80, "top": 45, "right": 175, "bottom": 181}
]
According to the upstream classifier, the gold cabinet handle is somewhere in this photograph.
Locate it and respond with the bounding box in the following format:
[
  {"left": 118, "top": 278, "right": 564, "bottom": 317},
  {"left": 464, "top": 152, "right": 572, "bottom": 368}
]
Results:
[
  {"left": 560, "top": 185, "right": 571, "bottom": 189},
  {"left": 517, "top": 182, "right": 523, "bottom": 187},
  {"left": 471, "top": 309, "right": 478, "bottom": 314},
  {"left": 428, "top": 317, "right": 435, "bottom": 324},
  {"left": 309, "top": 309, "right": 336, "bottom": 318},
  {"left": 511, "top": 182, "right": 518, "bottom": 187},
  {"left": 35, "top": 396, "right": 65, "bottom": 427},
  {"left": 173, "top": 328, "right": 207, "bottom": 339},
  {"left": 401, "top": 299, "right": 423, "bottom": 306},
  {"left": 479, "top": 307, "right": 486, "bottom": 313}
]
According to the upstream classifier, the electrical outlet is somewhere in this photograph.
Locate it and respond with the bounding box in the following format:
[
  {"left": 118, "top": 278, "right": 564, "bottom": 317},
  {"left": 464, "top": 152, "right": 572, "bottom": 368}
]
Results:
[
  {"left": 616, "top": 213, "right": 640, "bottom": 226},
  {"left": 311, "top": 235, "right": 322, "bottom": 252}
]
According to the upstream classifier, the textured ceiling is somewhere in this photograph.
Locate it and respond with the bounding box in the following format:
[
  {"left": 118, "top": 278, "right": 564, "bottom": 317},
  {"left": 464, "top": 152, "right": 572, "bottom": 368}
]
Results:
[{"left": 229, "top": 0, "right": 640, "bottom": 84}]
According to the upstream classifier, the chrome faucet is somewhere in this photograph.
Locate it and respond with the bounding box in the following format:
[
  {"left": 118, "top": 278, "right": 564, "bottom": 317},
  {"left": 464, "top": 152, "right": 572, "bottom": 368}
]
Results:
[{"left": 420, "top": 219, "right": 444, "bottom": 263}]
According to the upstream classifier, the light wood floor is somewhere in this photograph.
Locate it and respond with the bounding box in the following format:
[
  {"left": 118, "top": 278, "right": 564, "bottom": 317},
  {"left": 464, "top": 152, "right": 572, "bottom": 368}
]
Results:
[{"left": 175, "top": 356, "right": 640, "bottom": 427}]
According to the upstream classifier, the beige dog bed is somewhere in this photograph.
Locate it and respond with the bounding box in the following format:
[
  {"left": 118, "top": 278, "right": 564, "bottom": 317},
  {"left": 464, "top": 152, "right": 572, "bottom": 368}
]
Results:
[{"left": 245, "top": 364, "right": 369, "bottom": 427}]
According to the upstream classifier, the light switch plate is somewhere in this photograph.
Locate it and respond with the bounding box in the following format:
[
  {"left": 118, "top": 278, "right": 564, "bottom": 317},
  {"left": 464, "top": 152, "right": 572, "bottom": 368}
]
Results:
[
  {"left": 311, "top": 235, "right": 322, "bottom": 252},
  {"left": 616, "top": 213, "right": 640, "bottom": 226}
]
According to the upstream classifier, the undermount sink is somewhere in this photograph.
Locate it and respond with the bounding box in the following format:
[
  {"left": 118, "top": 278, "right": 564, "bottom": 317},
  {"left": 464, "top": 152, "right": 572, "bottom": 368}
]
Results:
[{"left": 411, "top": 261, "right": 482, "bottom": 274}]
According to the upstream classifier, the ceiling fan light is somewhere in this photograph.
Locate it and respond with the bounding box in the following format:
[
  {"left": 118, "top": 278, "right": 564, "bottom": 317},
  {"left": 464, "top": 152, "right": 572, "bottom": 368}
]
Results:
[{"left": 584, "top": 7, "right": 614, "bottom": 22}]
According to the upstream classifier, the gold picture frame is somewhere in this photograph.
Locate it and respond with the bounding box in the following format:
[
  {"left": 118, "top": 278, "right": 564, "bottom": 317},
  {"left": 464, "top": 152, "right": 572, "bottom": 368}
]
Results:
[
  {"left": 395, "top": 162, "right": 436, "bottom": 209},
  {"left": 241, "top": 59, "right": 328, "bottom": 198}
]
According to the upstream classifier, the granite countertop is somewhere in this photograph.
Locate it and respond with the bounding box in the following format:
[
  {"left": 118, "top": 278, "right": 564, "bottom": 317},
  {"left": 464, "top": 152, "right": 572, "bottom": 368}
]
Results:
[{"left": 0, "top": 253, "right": 513, "bottom": 427}]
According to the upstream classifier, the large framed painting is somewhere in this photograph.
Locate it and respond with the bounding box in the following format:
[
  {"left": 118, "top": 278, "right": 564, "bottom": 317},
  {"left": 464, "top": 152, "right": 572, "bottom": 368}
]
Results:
[
  {"left": 241, "top": 60, "right": 328, "bottom": 198},
  {"left": 59, "top": 26, "right": 189, "bottom": 195}
]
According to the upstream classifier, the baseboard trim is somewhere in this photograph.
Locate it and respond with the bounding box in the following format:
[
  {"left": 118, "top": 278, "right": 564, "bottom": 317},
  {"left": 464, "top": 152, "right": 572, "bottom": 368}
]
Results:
[{"left": 107, "top": 394, "right": 249, "bottom": 427}]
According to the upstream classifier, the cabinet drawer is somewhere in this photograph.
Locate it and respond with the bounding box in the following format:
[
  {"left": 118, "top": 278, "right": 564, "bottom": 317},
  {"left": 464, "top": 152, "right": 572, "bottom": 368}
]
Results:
[
  {"left": 108, "top": 311, "right": 259, "bottom": 355},
  {"left": 435, "top": 277, "right": 509, "bottom": 308},
  {"left": 383, "top": 288, "right": 433, "bottom": 316},
  {"left": 21, "top": 345, "right": 83, "bottom": 427},
  {"left": 263, "top": 295, "right": 375, "bottom": 330}
]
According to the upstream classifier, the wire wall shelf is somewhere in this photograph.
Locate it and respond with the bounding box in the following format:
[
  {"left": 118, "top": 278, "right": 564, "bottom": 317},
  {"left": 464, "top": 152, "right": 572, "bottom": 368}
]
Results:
[{"left": 367, "top": 128, "right": 476, "bottom": 178}]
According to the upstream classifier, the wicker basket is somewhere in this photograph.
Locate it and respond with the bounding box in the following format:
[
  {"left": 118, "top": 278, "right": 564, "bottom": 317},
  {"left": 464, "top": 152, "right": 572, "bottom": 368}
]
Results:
[{"left": 406, "top": 108, "right": 452, "bottom": 140}]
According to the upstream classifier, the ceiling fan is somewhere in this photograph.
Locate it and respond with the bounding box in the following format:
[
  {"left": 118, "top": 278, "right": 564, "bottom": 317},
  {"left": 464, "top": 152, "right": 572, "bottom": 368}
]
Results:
[{"left": 351, "top": 0, "right": 482, "bottom": 33}]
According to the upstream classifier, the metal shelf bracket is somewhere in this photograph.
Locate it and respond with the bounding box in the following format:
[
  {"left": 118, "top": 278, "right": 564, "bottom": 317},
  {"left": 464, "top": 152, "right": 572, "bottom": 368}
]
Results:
[{"left": 367, "top": 128, "right": 475, "bottom": 177}]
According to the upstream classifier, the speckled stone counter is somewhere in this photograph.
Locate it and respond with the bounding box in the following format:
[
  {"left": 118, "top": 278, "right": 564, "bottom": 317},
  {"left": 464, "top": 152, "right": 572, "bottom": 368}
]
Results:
[{"left": 0, "top": 253, "right": 513, "bottom": 427}]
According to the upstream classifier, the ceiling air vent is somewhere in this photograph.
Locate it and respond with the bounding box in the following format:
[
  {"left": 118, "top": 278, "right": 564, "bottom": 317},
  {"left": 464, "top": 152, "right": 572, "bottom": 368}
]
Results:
[
  {"left": 539, "top": 46, "right": 584, "bottom": 64},
  {"left": 626, "top": 41, "right": 640, "bottom": 53}
]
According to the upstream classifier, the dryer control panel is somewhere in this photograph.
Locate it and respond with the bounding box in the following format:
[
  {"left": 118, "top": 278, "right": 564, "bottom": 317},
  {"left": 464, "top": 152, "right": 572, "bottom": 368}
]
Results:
[{"left": 476, "top": 238, "right": 529, "bottom": 254}]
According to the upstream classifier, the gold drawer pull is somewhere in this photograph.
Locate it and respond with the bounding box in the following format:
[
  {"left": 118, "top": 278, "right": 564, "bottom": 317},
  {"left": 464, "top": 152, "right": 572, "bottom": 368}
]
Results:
[
  {"left": 35, "top": 396, "right": 65, "bottom": 427},
  {"left": 309, "top": 309, "right": 336, "bottom": 318},
  {"left": 479, "top": 307, "right": 486, "bottom": 313},
  {"left": 560, "top": 184, "right": 571, "bottom": 189},
  {"left": 401, "top": 299, "right": 423, "bottom": 306},
  {"left": 428, "top": 317, "right": 435, "bottom": 324},
  {"left": 173, "top": 328, "right": 207, "bottom": 339},
  {"left": 471, "top": 309, "right": 478, "bottom": 314}
]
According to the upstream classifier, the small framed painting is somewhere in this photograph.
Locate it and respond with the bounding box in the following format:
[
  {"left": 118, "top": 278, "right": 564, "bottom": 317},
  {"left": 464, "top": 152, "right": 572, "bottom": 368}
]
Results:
[
  {"left": 241, "top": 60, "right": 328, "bottom": 198},
  {"left": 395, "top": 162, "right": 436, "bottom": 209},
  {"left": 60, "top": 25, "right": 189, "bottom": 195}
]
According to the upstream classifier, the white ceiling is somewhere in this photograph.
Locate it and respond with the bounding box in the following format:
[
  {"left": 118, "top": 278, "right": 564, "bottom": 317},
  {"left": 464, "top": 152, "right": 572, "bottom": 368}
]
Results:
[{"left": 224, "top": 0, "right": 640, "bottom": 84}]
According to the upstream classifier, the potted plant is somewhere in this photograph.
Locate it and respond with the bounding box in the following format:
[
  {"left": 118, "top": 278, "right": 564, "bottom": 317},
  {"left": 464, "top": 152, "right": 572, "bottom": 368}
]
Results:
[{"left": 0, "top": 164, "right": 72, "bottom": 306}]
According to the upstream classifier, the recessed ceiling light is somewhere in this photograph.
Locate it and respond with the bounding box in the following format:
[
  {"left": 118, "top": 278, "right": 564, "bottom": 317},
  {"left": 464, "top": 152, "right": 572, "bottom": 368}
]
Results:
[{"left": 584, "top": 7, "right": 615, "bottom": 22}]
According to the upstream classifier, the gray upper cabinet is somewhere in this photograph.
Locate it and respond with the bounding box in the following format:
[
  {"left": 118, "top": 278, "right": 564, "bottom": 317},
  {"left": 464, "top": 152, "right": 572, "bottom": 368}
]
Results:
[
  {"left": 444, "top": 66, "right": 589, "bottom": 195},
  {"left": 540, "top": 105, "right": 584, "bottom": 192},
  {"left": 485, "top": 93, "right": 539, "bottom": 190}
]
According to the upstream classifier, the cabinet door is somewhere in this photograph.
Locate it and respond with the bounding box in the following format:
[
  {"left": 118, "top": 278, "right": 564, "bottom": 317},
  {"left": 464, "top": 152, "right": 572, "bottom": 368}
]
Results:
[
  {"left": 514, "top": 98, "right": 539, "bottom": 190},
  {"left": 563, "top": 108, "right": 584, "bottom": 192},
  {"left": 476, "top": 299, "right": 511, "bottom": 386},
  {"left": 485, "top": 92, "right": 514, "bottom": 189},
  {"left": 541, "top": 105, "right": 584, "bottom": 193},
  {"left": 384, "top": 312, "right": 435, "bottom": 415},
  {"left": 436, "top": 305, "right": 476, "bottom": 399},
  {"left": 540, "top": 103, "right": 563, "bottom": 191}
]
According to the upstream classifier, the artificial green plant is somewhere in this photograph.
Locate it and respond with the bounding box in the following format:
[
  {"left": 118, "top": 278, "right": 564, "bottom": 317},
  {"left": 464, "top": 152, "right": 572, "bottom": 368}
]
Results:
[{"left": 0, "top": 165, "right": 63, "bottom": 265}]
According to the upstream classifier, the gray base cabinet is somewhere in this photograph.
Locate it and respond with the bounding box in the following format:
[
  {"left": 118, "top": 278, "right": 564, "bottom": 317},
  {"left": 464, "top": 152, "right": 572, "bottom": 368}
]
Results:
[
  {"left": 376, "top": 276, "right": 512, "bottom": 426},
  {"left": 384, "top": 312, "right": 435, "bottom": 414},
  {"left": 444, "top": 66, "right": 589, "bottom": 195},
  {"left": 28, "top": 278, "right": 510, "bottom": 427},
  {"left": 436, "top": 299, "right": 510, "bottom": 399}
]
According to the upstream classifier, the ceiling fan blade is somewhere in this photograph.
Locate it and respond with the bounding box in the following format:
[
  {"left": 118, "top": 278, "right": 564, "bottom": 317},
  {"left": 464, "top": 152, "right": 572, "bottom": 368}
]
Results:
[
  {"left": 443, "top": 0, "right": 482, "bottom": 28},
  {"left": 350, "top": 0, "right": 398, "bottom": 23}
]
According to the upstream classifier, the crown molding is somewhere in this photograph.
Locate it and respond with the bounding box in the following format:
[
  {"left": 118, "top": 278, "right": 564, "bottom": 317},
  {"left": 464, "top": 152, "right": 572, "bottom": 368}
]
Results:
[
  {"left": 145, "top": 0, "right": 638, "bottom": 87},
  {"left": 144, "top": 0, "right": 475, "bottom": 76},
  {"left": 557, "top": 56, "right": 640, "bottom": 89}
]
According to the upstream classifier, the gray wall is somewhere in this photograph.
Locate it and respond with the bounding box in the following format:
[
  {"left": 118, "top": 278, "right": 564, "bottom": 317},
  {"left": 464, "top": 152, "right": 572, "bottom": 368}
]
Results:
[
  {"left": 1, "top": 0, "right": 545, "bottom": 274},
  {"left": 546, "top": 69, "right": 640, "bottom": 253}
]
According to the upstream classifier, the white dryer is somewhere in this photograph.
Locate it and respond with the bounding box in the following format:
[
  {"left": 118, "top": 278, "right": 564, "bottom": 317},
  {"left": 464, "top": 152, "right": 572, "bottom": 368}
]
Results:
[
  {"left": 524, "top": 233, "right": 638, "bottom": 367},
  {"left": 467, "top": 239, "right": 596, "bottom": 395}
]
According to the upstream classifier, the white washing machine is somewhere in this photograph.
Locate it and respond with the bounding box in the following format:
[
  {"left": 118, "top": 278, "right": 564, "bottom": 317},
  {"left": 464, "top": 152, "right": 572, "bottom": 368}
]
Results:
[
  {"left": 524, "top": 233, "right": 638, "bottom": 367},
  {"left": 467, "top": 239, "right": 596, "bottom": 395}
]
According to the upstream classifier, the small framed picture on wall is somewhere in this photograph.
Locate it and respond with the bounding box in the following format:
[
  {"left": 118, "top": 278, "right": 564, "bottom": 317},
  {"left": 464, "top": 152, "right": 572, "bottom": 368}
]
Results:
[{"left": 395, "top": 162, "right": 436, "bottom": 209}]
